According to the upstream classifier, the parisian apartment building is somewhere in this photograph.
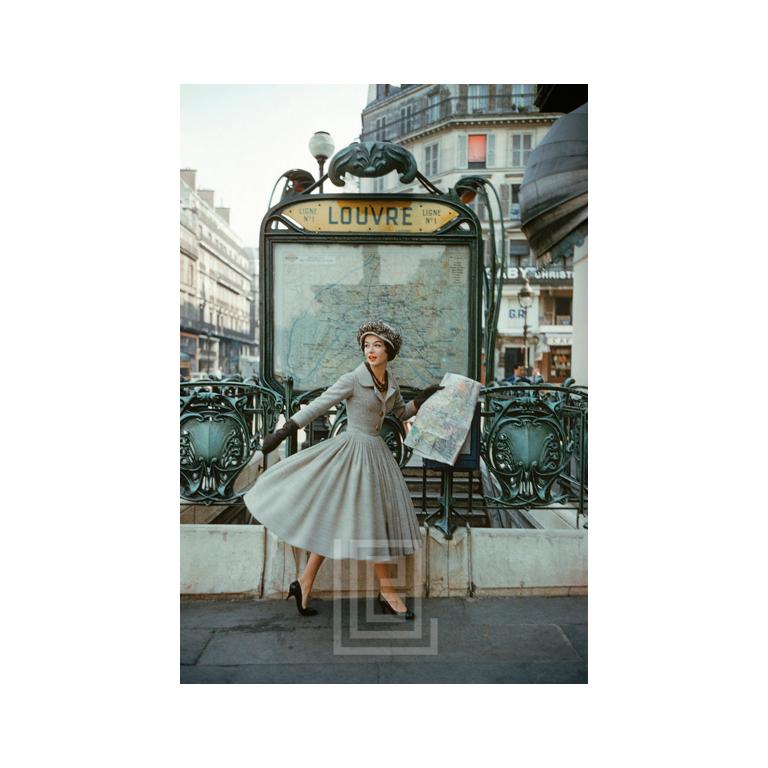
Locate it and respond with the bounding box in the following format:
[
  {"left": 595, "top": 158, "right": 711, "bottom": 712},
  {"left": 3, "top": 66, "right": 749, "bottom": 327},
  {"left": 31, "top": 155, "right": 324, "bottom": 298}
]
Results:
[
  {"left": 359, "top": 84, "right": 574, "bottom": 383},
  {"left": 180, "top": 169, "right": 256, "bottom": 378}
]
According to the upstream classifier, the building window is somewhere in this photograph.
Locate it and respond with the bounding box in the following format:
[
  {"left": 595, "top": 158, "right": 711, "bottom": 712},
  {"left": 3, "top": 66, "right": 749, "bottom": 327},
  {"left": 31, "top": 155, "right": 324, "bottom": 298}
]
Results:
[
  {"left": 428, "top": 93, "right": 440, "bottom": 123},
  {"left": 375, "top": 117, "right": 386, "bottom": 141},
  {"left": 555, "top": 296, "right": 572, "bottom": 325},
  {"left": 509, "top": 133, "right": 533, "bottom": 167},
  {"left": 425, "top": 142, "right": 439, "bottom": 176},
  {"left": 465, "top": 133, "right": 496, "bottom": 169},
  {"left": 512, "top": 84, "right": 536, "bottom": 111},
  {"left": 376, "top": 84, "right": 390, "bottom": 100},
  {"left": 500, "top": 183, "right": 521, "bottom": 221},
  {"left": 468, "top": 84, "right": 489, "bottom": 112},
  {"left": 400, "top": 104, "right": 414, "bottom": 134},
  {"left": 467, "top": 135, "right": 487, "bottom": 169},
  {"left": 507, "top": 242, "right": 530, "bottom": 274}
]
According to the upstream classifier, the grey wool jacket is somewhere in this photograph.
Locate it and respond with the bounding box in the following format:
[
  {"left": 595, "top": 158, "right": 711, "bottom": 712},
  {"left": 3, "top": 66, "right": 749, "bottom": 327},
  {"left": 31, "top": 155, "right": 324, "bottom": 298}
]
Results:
[{"left": 291, "top": 362, "right": 417, "bottom": 434}]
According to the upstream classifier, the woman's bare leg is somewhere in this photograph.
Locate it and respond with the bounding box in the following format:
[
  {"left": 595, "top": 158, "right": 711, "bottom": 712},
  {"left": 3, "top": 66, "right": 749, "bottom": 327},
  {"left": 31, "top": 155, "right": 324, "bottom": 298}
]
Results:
[
  {"left": 298, "top": 553, "right": 325, "bottom": 609},
  {"left": 373, "top": 562, "right": 408, "bottom": 612}
]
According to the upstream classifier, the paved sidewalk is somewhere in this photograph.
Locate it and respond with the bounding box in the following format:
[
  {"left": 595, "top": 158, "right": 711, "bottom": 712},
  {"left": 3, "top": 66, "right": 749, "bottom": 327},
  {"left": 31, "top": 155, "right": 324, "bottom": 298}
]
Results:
[{"left": 181, "top": 596, "right": 587, "bottom": 683}]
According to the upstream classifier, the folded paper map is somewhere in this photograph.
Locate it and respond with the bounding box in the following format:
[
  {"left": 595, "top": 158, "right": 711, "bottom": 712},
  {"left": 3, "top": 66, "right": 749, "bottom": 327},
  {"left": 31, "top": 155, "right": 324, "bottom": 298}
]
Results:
[{"left": 404, "top": 373, "right": 482, "bottom": 465}]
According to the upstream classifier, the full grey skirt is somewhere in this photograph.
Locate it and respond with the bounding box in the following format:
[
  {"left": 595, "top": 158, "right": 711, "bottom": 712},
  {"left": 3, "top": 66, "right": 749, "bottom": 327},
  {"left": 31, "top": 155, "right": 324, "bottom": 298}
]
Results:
[{"left": 243, "top": 429, "right": 422, "bottom": 562}]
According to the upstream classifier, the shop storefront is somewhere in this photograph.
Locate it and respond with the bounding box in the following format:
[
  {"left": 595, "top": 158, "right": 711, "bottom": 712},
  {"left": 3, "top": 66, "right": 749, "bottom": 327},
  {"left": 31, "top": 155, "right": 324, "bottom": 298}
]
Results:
[
  {"left": 496, "top": 263, "right": 574, "bottom": 382},
  {"left": 541, "top": 334, "right": 572, "bottom": 383},
  {"left": 180, "top": 333, "right": 198, "bottom": 378}
]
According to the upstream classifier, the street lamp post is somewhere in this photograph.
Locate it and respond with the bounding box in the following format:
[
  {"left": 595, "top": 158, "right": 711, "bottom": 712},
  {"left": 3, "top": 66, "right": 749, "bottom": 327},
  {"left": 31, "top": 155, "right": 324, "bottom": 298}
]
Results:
[
  {"left": 517, "top": 279, "right": 534, "bottom": 373},
  {"left": 198, "top": 295, "right": 209, "bottom": 375},
  {"left": 308, "top": 131, "right": 335, "bottom": 194}
]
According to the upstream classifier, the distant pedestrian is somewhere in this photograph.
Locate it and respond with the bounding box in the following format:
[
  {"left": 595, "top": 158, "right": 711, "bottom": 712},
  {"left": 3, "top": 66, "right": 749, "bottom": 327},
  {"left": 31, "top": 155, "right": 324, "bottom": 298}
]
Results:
[{"left": 504, "top": 363, "right": 530, "bottom": 384}]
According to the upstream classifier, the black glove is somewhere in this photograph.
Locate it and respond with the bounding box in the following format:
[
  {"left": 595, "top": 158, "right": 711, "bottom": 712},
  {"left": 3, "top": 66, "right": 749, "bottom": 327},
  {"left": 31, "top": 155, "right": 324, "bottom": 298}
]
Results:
[
  {"left": 413, "top": 384, "right": 444, "bottom": 411},
  {"left": 260, "top": 419, "right": 298, "bottom": 455}
]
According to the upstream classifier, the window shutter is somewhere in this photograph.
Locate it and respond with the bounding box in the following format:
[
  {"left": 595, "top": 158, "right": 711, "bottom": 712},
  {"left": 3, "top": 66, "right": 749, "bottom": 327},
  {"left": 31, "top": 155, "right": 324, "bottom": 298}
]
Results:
[
  {"left": 457, "top": 134, "right": 467, "bottom": 168},
  {"left": 506, "top": 134, "right": 513, "bottom": 166},
  {"left": 487, "top": 133, "right": 496, "bottom": 168},
  {"left": 435, "top": 143, "right": 439, "bottom": 175},
  {"left": 500, "top": 184, "right": 510, "bottom": 216},
  {"left": 512, "top": 135, "right": 522, "bottom": 167}
]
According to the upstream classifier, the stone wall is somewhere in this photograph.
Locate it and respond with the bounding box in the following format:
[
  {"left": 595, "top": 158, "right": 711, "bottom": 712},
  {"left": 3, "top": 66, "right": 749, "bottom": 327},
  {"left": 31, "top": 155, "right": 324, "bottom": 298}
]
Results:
[{"left": 181, "top": 524, "right": 587, "bottom": 598}]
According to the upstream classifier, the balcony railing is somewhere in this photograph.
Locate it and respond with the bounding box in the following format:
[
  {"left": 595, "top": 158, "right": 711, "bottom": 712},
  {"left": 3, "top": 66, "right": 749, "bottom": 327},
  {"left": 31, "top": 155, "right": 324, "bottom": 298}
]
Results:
[
  {"left": 180, "top": 312, "right": 254, "bottom": 344},
  {"left": 361, "top": 94, "right": 539, "bottom": 142}
]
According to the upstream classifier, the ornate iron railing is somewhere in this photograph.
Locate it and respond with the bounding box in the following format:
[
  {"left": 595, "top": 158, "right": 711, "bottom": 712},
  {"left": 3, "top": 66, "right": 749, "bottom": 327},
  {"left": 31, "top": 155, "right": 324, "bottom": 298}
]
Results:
[
  {"left": 480, "top": 381, "right": 587, "bottom": 526},
  {"left": 179, "top": 375, "right": 587, "bottom": 529},
  {"left": 180, "top": 376, "right": 282, "bottom": 504}
]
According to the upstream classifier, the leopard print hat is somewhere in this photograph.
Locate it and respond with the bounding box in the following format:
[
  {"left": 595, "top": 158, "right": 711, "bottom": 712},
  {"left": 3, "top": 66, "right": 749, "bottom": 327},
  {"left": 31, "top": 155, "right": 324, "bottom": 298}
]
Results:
[{"left": 356, "top": 320, "right": 402, "bottom": 360}]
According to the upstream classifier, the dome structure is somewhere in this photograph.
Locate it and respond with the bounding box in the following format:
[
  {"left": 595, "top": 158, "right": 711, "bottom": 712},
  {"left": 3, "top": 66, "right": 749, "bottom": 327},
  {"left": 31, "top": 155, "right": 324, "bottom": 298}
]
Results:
[{"left": 518, "top": 102, "right": 587, "bottom": 260}]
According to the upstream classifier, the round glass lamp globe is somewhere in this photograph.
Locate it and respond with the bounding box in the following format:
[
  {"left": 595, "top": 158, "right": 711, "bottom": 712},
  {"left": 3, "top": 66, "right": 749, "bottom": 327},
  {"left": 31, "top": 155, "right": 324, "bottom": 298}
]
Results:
[{"left": 309, "top": 131, "right": 335, "bottom": 160}]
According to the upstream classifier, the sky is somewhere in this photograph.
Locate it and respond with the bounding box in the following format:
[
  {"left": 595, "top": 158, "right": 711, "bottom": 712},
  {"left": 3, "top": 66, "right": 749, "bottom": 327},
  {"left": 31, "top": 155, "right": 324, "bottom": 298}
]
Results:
[{"left": 180, "top": 84, "right": 371, "bottom": 246}]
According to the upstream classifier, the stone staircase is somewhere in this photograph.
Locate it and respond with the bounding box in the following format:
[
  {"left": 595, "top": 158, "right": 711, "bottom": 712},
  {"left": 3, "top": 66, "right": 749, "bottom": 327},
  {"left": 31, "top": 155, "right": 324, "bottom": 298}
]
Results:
[{"left": 401, "top": 461, "right": 490, "bottom": 527}]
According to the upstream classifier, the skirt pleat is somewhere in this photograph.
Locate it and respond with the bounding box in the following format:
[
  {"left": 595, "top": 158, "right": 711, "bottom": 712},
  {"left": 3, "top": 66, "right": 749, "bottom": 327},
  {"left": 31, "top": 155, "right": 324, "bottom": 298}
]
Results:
[{"left": 243, "top": 429, "right": 422, "bottom": 562}]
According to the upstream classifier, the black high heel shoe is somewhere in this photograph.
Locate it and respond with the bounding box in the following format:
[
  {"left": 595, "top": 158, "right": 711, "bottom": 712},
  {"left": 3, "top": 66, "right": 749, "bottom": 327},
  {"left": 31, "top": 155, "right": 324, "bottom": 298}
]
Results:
[
  {"left": 377, "top": 592, "right": 415, "bottom": 620},
  {"left": 287, "top": 580, "right": 317, "bottom": 616}
]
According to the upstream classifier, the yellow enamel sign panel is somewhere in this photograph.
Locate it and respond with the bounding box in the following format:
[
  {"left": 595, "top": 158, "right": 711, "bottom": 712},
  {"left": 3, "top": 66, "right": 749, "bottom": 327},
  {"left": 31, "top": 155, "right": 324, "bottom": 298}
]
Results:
[{"left": 281, "top": 199, "right": 459, "bottom": 233}]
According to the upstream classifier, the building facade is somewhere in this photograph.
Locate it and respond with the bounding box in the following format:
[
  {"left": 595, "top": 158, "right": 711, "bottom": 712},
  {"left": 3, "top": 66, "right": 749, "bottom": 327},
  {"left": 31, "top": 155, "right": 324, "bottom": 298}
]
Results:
[
  {"left": 180, "top": 169, "right": 255, "bottom": 378},
  {"left": 242, "top": 246, "right": 260, "bottom": 379},
  {"left": 359, "top": 84, "right": 572, "bottom": 382}
]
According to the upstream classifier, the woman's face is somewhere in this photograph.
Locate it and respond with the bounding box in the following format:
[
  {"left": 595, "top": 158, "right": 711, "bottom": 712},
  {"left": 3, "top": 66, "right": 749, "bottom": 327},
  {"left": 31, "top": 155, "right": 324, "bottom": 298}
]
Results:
[{"left": 363, "top": 335, "right": 389, "bottom": 367}]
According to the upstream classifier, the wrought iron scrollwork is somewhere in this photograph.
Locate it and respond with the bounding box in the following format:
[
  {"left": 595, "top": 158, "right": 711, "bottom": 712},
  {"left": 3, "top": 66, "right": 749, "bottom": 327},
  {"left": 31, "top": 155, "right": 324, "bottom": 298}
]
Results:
[
  {"left": 481, "top": 383, "right": 588, "bottom": 520},
  {"left": 328, "top": 141, "right": 418, "bottom": 186},
  {"left": 180, "top": 377, "right": 282, "bottom": 504}
]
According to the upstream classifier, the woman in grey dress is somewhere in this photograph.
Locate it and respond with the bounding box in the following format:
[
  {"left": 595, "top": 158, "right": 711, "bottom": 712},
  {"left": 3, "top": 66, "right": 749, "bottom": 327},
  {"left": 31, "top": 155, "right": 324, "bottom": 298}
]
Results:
[{"left": 244, "top": 321, "right": 440, "bottom": 619}]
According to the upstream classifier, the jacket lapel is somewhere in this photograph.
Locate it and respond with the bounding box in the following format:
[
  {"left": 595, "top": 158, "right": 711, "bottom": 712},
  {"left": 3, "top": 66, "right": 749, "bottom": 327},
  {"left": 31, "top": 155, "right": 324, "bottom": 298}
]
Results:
[{"left": 355, "top": 362, "right": 392, "bottom": 403}]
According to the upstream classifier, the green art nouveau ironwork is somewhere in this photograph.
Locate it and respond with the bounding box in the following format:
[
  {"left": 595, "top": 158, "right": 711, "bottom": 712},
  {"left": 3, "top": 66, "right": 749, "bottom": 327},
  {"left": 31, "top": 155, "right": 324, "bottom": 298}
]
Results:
[
  {"left": 259, "top": 140, "right": 482, "bottom": 400},
  {"left": 178, "top": 139, "right": 544, "bottom": 529},
  {"left": 328, "top": 141, "right": 418, "bottom": 186},
  {"left": 451, "top": 176, "right": 507, "bottom": 383},
  {"left": 180, "top": 377, "right": 282, "bottom": 504},
  {"left": 327, "top": 140, "right": 443, "bottom": 195},
  {"left": 481, "top": 382, "right": 587, "bottom": 526}
]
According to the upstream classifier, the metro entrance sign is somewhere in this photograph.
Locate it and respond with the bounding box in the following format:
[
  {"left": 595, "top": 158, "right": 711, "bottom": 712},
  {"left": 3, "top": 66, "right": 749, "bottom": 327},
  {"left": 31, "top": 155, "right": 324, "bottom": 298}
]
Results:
[
  {"left": 259, "top": 142, "right": 484, "bottom": 398},
  {"left": 280, "top": 199, "right": 460, "bottom": 233}
]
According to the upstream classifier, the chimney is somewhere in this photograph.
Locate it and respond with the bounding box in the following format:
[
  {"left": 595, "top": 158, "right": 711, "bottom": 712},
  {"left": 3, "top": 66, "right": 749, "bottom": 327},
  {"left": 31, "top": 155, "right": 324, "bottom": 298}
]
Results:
[
  {"left": 198, "top": 189, "right": 215, "bottom": 207},
  {"left": 215, "top": 207, "right": 230, "bottom": 224},
  {"left": 180, "top": 168, "right": 197, "bottom": 190}
]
